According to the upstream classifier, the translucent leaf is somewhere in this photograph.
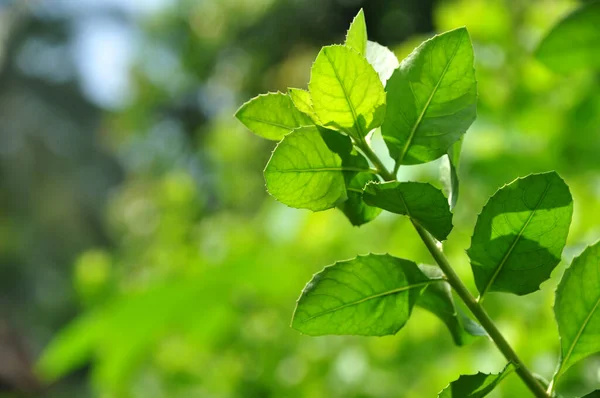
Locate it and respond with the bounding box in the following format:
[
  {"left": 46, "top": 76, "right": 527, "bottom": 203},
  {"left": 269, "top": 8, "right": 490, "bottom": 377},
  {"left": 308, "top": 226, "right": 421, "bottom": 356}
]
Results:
[
  {"left": 366, "top": 40, "right": 400, "bottom": 85},
  {"left": 292, "top": 254, "right": 439, "bottom": 336},
  {"left": 363, "top": 181, "right": 453, "bottom": 241},
  {"left": 345, "top": 9, "right": 367, "bottom": 55},
  {"left": 468, "top": 172, "right": 573, "bottom": 297},
  {"left": 235, "top": 92, "right": 312, "bottom": 140},
  {"left": 382, "top": 27, "right": 477, "bottom": 165},
  {"left": 438, "top": 363, "right": 516, "bottom": 398},
  {"left": 288, "top": 87, "right": 319, "bottom": 123},
  {"left": 309, "top": 45, "right": 386, "bottom": 140},
  {"left": 536, "top": 2, "right": 600, "bottom": 74},
  {"left": 418, "top": 265, "right": 486, "bottom": 346},
  {"left": 554, "top": 241, "right": 600, "bottom": 379}
]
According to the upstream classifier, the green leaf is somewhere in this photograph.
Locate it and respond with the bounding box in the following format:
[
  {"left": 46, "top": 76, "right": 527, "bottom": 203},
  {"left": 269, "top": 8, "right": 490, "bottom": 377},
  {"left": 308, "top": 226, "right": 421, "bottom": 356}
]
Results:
[
  {"left": 417, "top": 265, "right": 485, "bottom": 346},
  {"left": 442, "top": 137, "right": 463, "bottom": 210},
  {"left": 292, "top": 254, "right": 439, "bottom": 336},
  {"left": 288, "top": 88, "right": 319, "bottom": 123},
  {"left": 363, "top": 181, "right": 453, "bottom": 241},
  {"left": 381, "top": 27, "right": 477, "bottom": 166},
  {"left": 535, "top": 2, "right": 600, "bottom": 74},
  {"left": 345, "top": 9, "right": 367, "bottom": 55},
  {"left": 582, "top": 391, "right": 600, "bottom": 398},
  {"left": 366, "top": 40, "right": 400, "bottom": 85},
  {"left": 309, "top": 45, "right": 386, "bottom": 140},
  {"left": 264, "top": 126, "right": 374, "bottom": 211},
  {"left": 438, "top": 363, "right": 516, "bottom": 398},
  {"left": 554, "top": 241, "right": 600, "bottom": 379},
  {"left": 468, "top": 172, "right": 573, "bottom": 297},
  {"left": 235, "top": 92, "right": 312, "bottom": 140},
  {"left": 338, "top": 172, "right": 382, "bottom": 226}
]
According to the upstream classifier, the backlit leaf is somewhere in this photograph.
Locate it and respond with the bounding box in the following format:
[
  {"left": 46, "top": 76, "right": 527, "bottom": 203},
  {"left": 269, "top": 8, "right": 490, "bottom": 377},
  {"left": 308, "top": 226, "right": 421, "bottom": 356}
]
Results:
[
  {"left": 536, "top": 2, "right": 600, "bottom": 74},
  {"left": 468, "top": 172, "right": 573, "bottom": 297},
  {"left": 264, "top": 126, "right": 371, "bottom": 211},
  {"left": 288, "top": 88, "right": 319, "bottom": 123},
  {"left": 292, "top": 254, "right": 438, "bottom": 336},
  {"left": 382, "top": 27, "right": 476, "bottom": 165},
  {"left": 345, "top": 9, "right": 367, "bottom": 55},
  {"left": 235, "top": 92, "right": 312, "bottom": 140},
  {"left": 366, "top": 40, "right": 400, "bottom": 85},
  {"left": 554, "top": 241, "right": 600, "bottom": 378},
  {"left": 309, "top": 45, "right": 386, "bottom": 140},
  {"left": 363, "top": 181, "right": 453, "bottom": 241}
]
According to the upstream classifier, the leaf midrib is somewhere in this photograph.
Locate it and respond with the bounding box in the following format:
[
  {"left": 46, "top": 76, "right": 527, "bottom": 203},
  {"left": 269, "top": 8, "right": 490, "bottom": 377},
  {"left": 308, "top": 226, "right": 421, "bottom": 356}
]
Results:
[
  {"left": 395, "top": 33, "right": 464, "bottom": 166},
  {"left": 299, "top": 279, "right": 440, "bottom": 323},
  {"left": 480, "top": 181, "right": 552, "bottom": 298},
  {"left": 560, "top": 294, "right": 600, "bottom": 375}
]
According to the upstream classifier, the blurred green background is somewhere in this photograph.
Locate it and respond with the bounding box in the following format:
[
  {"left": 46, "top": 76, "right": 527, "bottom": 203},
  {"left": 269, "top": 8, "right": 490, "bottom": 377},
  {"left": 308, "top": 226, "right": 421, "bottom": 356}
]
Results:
[{"left": 0, "top": 0, "right": 599, "bottom": 397}]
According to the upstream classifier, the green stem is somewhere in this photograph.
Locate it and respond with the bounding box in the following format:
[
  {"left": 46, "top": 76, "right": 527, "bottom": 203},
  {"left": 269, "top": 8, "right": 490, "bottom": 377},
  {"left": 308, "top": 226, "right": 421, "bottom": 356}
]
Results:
[{"left": 356, "top": 141, "right": 550, "bottom": 398}]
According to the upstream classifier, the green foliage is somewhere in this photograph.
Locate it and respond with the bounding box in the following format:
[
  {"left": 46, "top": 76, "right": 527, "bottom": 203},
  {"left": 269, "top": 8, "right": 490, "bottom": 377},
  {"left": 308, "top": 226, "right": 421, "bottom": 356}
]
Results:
[
  {"left": 468, "top": 172, "right": 573, "bottom": 297},
  {"left": 365, "top": 41, "right": 400, "bottom": 84},
  {"left": 235, "top": 92, "right": 312, "bottom": 140},
  {"left": 536, "top": 2, "right": 600, "bottom": 73},
  {"left": 444, "top": 138, "right": 463, "bottom": 210},
  {"left": 337, "top": 172, "right": 382, "bottom": 226},
  {"left": 554, "top": 241, "right": 600, "bottom": 379},
  {"left": 381, "top": 27, "right": 477, "bottom": 167},
  {"left": 363, "top": 181, "right": 453, "bottom": 241},
  {"left": 288, "top": 88, "right": 319, "bottom": 123},
  {"left": 582, "top": 391, "right": 600, "bottom": 398},
  {"left": 308, "top": 45, "right": 386, "bottom": 140},
  {"left": 438, "top": 363, "right": 516, "bottom": 398},
  {"left": 292, "top": 254, "right": 437, "bottom": 336},
  {"left": 417, "top": 265, "right": 486, "bottom": 346},
  {"left": 345, "top": 8, "right": 367, "bottom": 55}
]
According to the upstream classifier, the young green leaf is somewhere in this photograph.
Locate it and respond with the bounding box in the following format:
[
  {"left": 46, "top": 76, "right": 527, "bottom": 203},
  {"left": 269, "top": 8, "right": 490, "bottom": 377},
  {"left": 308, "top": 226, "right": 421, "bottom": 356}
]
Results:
[
  {"left": 288, "top": 88, "right": 319, "bottom": 123},
  {"left": 366, "top": 40, "right": 400, "bottom": 85},
  {"left": 345, "top": 9, "right": 367, "bottom": 55},
  {"left": 292, "top": 254, "right": 437, "bottom": 336},
  {"left": 418, "top": 265, "right": 486, "bottom": 346},
  {"left": 309, "top": 45, "right": 386, "bottom": 140},
  {"left": 264, "top": 126, "right": 359, "bottom": 211},
  {"left": 438, "top": 363, "right": 516, "bottom": 398},
  {"left": 363, "top": 181, "right": 453, "bottom": 241},
  {"left": 235, "top": 92, "right": 312, "bottom": 140},
  {"left": 535, "top": 2, "right": 600, "bottom": 74},
  {"left": 554, "top": 241, "right": 600, "bottom": 379},
  {"left": 381, "top": 27, "right": 477, "bottom": 166},
  {"left": 468, "top": 172, "right": 573, "bottom": 297},
  {"left": 338, "top": 172, "right": 382, "bottom": 226}
]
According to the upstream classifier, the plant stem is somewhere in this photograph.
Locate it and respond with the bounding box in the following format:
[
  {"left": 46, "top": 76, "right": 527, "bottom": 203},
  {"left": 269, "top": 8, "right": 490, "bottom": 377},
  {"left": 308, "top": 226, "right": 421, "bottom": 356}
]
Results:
[{"left": 356, "top": 142, "right": 550, "bottom": 398}]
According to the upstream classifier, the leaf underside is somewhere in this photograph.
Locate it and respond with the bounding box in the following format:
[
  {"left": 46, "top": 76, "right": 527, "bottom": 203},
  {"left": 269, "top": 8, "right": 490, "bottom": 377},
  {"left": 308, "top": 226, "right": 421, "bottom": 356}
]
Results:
[
  {"left": 363, "top": 181, "right": 454, "bottom": 241},
  {"left": 292, "top": 254, "right": 433, "bottom": 336},
  {"left": 468, "top": 172, "right": 573, "bottom": 297},
  {"left": 555, "top": 241, "right": 600, "bottom": 378}
]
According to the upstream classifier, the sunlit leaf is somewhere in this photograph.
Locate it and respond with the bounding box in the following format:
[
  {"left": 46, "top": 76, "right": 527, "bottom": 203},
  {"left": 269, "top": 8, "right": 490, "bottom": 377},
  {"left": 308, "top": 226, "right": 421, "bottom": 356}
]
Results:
[
  {"left": 363, "top": 181, "right": 453, "bottom": 241},
  {"left": 309, "top": 45, "right": 386, "bottom": 140},
  {"left": 265, "top": 126, "right": 369, "bottom": 211},
  {"left": 536, "top": 2, "right": 600, "bottom": 73},
  {"left": 382, "top": 27, "right": 476, "bottom": 165},
  {"left": 438, "top": 363, "right": 516, "bottom": 398},
  {"left": 235, "top": 92, "right": 312, "bottom": 140},
  {"left": 345, "top": 9, "right": 367, "bottom": 55},
  {"left": 366, "top": 40, "right": 400, "bottom": 85},
  {"left": 288, "top": 87, "right": 319, "bottom": 123},
  {"left": 292, "top": 254, "right": 439, "bottom": 336},
  {"left": 441, "top": 137, "right": 463, "bottom": 210},
  {"left": 468, "top": 172, "right": 572, "bottom": 297},
  {"left": 418, "top": 265, "right": 485, "bottom": 346},
  {"left": 554, "top": 241, "right": 600, "bottom": 379}
]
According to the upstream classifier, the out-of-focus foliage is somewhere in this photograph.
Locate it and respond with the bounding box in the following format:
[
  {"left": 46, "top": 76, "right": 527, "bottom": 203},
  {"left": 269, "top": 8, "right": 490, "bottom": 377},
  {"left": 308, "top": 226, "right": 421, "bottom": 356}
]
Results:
[{"left": 0, "top": 0, "right": 599, "bottom": 397}]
